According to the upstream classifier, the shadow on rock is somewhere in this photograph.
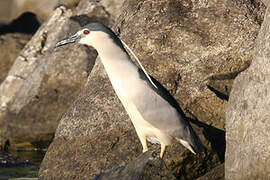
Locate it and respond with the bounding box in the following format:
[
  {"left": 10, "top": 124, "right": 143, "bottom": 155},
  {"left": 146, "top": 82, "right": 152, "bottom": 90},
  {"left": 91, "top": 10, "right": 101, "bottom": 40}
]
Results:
[
  {"left": 189, "top": 118, "right": 225, "bottom": 163},
  {"left": 0, "top": 12, "right": 40, "bottom": 35}
]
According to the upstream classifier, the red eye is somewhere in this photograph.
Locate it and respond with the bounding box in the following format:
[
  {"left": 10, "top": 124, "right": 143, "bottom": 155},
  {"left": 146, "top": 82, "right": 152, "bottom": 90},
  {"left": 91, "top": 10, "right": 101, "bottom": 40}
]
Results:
[{"left": 83, "top": 29, "right": 90, "bottom": 35}]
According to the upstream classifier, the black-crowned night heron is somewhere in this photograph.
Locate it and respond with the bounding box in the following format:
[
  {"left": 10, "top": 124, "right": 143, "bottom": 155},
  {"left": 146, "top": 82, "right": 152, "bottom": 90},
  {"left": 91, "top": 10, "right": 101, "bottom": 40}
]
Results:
[{"left": 56, "top": 23, "right": 204, "bottom": 158}]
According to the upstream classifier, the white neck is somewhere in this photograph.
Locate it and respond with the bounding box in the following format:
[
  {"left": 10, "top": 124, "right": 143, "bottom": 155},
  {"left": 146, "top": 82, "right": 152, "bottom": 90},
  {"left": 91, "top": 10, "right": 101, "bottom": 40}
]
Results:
[
  {"left": 89, "top": 33, "right": 138, "bottom": 80},
  {"left": 96, "top": 40, "right": 129, "bottom": 63}
]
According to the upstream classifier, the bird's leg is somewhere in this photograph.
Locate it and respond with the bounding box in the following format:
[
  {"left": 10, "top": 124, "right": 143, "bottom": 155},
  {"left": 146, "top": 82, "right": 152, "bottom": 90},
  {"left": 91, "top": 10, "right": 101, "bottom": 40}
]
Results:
[
  {"left": 143, "top": 146, "right": 148, "bottom": 153},
  {"left": 137, "top": 133, "right": 148, "bottom": 153},
  {"left": 141, "top": 138, "right": 148, "bottom": 153},
  {"left": 160, "top": 144, "right": 167, "bottom": 158}
]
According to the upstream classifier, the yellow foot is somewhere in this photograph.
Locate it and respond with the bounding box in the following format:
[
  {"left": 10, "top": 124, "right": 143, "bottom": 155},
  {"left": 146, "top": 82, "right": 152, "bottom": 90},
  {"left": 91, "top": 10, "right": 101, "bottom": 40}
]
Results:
[
  {"left": 160, "top": 144, "right": 166, "bottom": 158},
  {"left": 143, "top": 148, "right": 149, "bottom": 153}
]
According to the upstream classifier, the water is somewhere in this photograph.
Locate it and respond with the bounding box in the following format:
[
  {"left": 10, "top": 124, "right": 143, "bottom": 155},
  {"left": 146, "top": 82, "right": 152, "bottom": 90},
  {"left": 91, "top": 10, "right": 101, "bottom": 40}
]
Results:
[
  {"left": 0, "top": 150, "right": 46, "bottom": 179},
  {"left": 8, "top": 150, "right": 46, "bottom": 164}
]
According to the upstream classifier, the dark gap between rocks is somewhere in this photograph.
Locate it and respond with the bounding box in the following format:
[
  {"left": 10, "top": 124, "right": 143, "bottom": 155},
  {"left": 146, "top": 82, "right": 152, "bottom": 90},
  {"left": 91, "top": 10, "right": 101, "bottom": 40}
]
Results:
[{"left": 0, "top": 12, "right": 40, "bottom": 35}]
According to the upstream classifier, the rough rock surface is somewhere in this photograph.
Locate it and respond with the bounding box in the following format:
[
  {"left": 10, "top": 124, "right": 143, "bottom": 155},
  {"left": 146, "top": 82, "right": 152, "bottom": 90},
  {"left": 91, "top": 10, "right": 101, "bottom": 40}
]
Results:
[
  {"left": 0, "top": 1, "right": 112, "bottom": 149},
  {"left": 100, "top": 0, "right": 125, "bottom": 21},
  {"left": 39, "top": 0, "right": 265, "bottom": 179},
  {"left": 225, "top": 6, "right": 270, "bottom": 180},
  {"left": 0, "top": 33, "right": 31, "bottom": 83},
  {"left": 94, "top": 151, "right": 176, "bottom": 180},
  {"left": 197, "top": 163, "right": 224, "bottom": 180}
]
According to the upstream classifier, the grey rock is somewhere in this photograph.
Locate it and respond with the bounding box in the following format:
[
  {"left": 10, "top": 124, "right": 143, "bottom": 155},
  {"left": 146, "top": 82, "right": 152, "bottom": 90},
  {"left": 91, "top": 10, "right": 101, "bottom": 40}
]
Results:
[
  {"left": 94, "top": 151, "right": 176, "bottom": 180},
  {"left": 39, "top": 128, "right": 142, "bottom": 179},
  {"left": 55, "top": 55, "right": 130, "bottom": 139},
  {"left": 225, "top": 6, "right": 270, "bottom": 180},
  {"left": 40, "top": 0, "right": 265, "bottom": 179}
]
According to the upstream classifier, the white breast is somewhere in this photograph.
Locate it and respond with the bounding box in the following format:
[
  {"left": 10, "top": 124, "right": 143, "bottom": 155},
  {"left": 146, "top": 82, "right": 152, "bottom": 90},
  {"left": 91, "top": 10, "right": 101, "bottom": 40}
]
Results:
[{"left": 119, "top": 94, "right": 171, "bottom": 145}]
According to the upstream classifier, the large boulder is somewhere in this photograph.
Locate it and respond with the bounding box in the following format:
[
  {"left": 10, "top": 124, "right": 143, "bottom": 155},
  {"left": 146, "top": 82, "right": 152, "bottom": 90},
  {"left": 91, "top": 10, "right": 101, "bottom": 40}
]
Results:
[
  {"left": 225, "top": 6, "right": 270, "bottom": 180},
  {"left": 39, "top": 0, "right": 265, "bottom": 179},
  {"left": 0, "top": 0, "right": 112, "bottom": 150}
]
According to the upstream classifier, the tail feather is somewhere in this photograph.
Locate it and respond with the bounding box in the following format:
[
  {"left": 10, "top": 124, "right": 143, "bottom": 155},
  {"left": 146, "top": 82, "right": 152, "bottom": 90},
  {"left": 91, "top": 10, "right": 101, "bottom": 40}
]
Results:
[
  {"left": 176, "top": 125, "right": 205, "bottom": 154},
  {"left": 178, "top": 139, "right": 196, "bottom": 154},
  {"left": 188, "top": 125, "right": 205, "bottom": 153}
]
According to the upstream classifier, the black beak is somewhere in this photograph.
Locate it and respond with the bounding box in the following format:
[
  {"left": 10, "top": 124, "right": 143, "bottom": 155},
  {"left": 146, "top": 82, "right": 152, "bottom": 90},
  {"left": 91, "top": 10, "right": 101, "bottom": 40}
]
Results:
[{"left": 55, "top": 34, "right": 80, "bottom": 47}]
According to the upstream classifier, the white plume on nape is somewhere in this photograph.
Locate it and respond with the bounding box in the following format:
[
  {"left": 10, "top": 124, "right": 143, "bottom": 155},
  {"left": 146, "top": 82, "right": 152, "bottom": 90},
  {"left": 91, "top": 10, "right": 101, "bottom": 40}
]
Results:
[{"left": 120, "top": 40, "right": 158, "bottom": 89}]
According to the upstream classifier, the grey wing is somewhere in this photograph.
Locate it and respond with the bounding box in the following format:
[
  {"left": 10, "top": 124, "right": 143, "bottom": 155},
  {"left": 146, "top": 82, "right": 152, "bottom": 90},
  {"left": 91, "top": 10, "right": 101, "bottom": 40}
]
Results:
[
  {"left": 132, "top": 82, "right": 189, "bottom": 139},
  {"left": 131, "top": 77, "right": 203, "bottom": 152}
]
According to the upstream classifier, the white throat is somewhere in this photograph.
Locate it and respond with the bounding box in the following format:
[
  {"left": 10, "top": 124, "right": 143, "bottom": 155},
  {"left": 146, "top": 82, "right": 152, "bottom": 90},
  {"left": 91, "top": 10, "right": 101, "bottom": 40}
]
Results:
[{"left": 80, "top": 31, "right": 157, "bottom": 89}]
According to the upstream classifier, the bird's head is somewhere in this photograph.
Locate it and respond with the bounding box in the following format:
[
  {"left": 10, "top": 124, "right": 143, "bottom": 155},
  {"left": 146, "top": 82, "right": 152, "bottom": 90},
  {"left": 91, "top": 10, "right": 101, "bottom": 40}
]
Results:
[{"left": 56, "top": 23, "right": 121, "bottom": 49}]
